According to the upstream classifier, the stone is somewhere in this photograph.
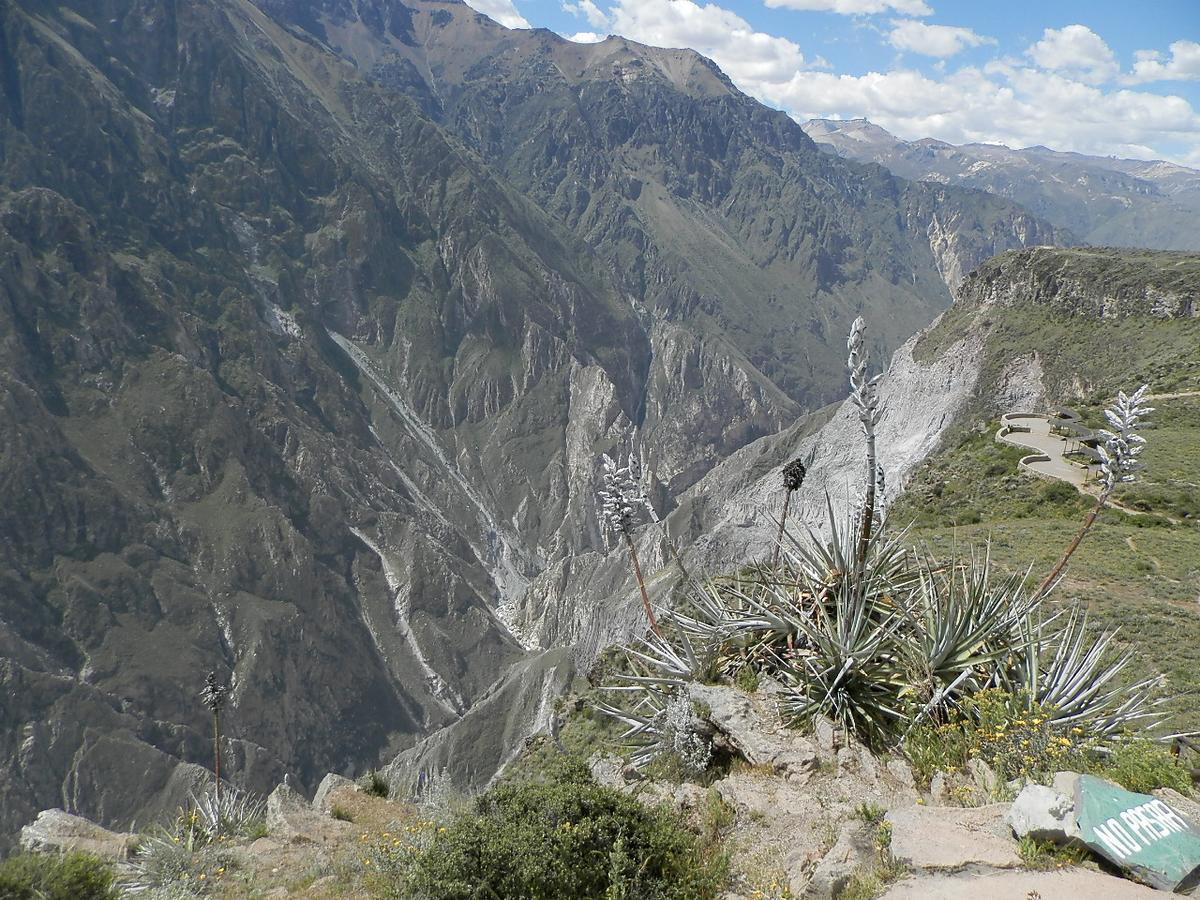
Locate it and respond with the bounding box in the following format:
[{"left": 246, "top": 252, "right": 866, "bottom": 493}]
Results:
[
  {"left": 688, "top": 683, "right": 818, "bottom": 780},
  {"left": 800, "top": 821, "right": 874, "bottom": 899},
  {"left": 929, "top": 772, "right": 951, "bottom": 805},
  {"left": 967, "top": 759, "right": 999, "bottom": 799},
  {"left": 813, "top": 715, "right": 839, "bottom": 755},
  {"left": 312, "top": 774, "right": 359, "bottom": 815},
  {"left": 886, "top": 804, "right": 1021, "bottom": 871},
  {"left": 886, "top": 759, "right": 917, "bottom": 791},
  {"left": 267, "top": 783, "right": 353, "bottom": 845},
  {"left": 881, "top": 867, "right": 1163, "bottom": 899},
  {"left": 1006, "top": 783, "right": 1081, "bottom": 844},
  {"left": 19, "top": 809, "right": 136, "bottom": 859},
  {"left": 588, "top": 753, "right": 626, "bottom": 790}
]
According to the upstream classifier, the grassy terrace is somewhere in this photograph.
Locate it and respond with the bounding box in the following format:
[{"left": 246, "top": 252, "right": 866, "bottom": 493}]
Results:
[{"left": 890, "top": 396, "right": 1200, "bottom": 735}]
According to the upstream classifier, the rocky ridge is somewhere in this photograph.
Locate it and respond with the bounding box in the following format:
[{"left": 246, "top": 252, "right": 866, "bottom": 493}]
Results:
[
  {"left": 18, "top": 682, "right": 1198, "bottom": 897},
  {"left": 0, "top": 0, "right": 1068, "bottom": 845},
  {"left": 803, "top": 117, "right": 1200, "bottom": 252}
]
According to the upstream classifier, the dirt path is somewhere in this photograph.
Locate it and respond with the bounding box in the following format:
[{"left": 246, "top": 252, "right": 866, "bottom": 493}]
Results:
[{"left": 996, "top": 414, "right": 1094, "bottom": 487}]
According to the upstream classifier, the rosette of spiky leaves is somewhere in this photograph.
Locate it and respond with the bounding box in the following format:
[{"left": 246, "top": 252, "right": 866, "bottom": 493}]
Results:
[
  {"left": 598, "top": 453, "right": 656, "bottom": 539},
  {"left": 1097, "top": 385, "right": 1153, "bottom": 494},
  {"left": 893, "top": 548, "right": 1039, "bottom": 727},
  {"left": 594, "top": 618, "right": 720, "bottom": 768},
  {"left": 1003, "top": 608, "right": 1167, "bottom": 739},
  {"left": 762, "top": 498, "right": 916, "bottom": 746}
]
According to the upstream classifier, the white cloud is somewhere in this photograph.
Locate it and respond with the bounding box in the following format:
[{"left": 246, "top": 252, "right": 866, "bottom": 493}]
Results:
[
  {"left": 763, "top": 0, "right": 932, "bottom": 14},
  {"left": 887, "top": 19, "right": 993, "bottom": 58},
  {"left": 1026, "top": 25, "right": 1118, "bottom": 84},
  {"left": 1128, "top": 40, "right": 1200, "bottom": 84},
  {"left": 568, "top": 31, "right": 607, "bottom": 43},
  {"left": 551, "top": 0, "right": 1200, "bottom": 166},
  {"left": 605, "top": 0, "right": 814, "bottom": 89},
  {"left": 563, "top": 0, "right": 611, "bottom": 30},
  {"left": 461, "top": 0, "right": 530, "bottom": 29},
  {"left": 772, "top": 64, "right": 1200, "bottom": 163}
]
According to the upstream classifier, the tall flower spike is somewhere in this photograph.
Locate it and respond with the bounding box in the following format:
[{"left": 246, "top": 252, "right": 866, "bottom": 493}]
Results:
[
  {"left": 1097, "top": 385, "right": 1153, "bottom": 493},
  {"left": 1036, "top": 385, "right": 1152, "bottom": 598},
  {"left": 847, "top": 317, "right": 883, "bottom": 561},
  {"left": 597, "top": 452, "right": 662, "bottom": 635},
  {"left": 599, "top": 453, "right": 656, "bottom": 537},
  {"left": 200, "top": 671, "right": 227, "bottom": 713}
]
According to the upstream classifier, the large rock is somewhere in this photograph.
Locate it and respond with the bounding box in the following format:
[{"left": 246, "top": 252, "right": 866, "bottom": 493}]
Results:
[
  {"left": 688, "top": 684, "right": 818, "bottom": 780},
  {"left": 19, "top": 809, "right": 135, "bottom": 858},
  {"left": 266, "top": 783, "right": 353, "bottom": 845},
  {"left": 881, "top": 867, "right": 1163, "bottom": 898},
  {"left": 311, "top": 774, "right": 360, "bottom": 816},
  {"left": 1006, "top": 782, "right": 1081, "bottom": 844},
  {"left": 801, "top": 821, "right": 874, "bottom": 899},
  {"left": 887, "top": 804, "right": 1021, "bottom": 871}
]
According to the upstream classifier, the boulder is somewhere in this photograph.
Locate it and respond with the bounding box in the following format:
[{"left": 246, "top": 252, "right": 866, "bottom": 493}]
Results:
[
  {"left": 19, "top": 809, "right": 136, "bottom": 858},
  {"left": 800, "top": 821, "right": 874, "bottom": 899},
  {"left": 887, "top": 804, "right": 1021, "bottom": 871},
  {"left": 1006, "top": 783, "right": 1081, "bottom": 844},
  {"left": 266, "top": 782, "right": 352, "bottom": 844},
  {"left": 688, "top": 683, "right": 818, "bottom": 780},
  {"left": 967, "top": 759, "right": 999, "bottom": 799},
  {"left": 311, "top": 774, "right": 359, "bottom": 815}
]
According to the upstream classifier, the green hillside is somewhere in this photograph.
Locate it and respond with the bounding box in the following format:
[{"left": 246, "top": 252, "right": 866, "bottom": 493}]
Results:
[{"left": 892, "top": 395, "right": 1200, "bottom": 735}]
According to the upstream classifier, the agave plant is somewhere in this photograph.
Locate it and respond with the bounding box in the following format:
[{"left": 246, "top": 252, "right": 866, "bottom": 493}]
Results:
[{"left": 594, "top": 325, "right": 1170, "bottom": 769}]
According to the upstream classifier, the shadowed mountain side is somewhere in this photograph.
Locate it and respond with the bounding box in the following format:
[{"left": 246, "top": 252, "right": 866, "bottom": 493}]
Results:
[{"left": 0, "top": 0, "right": 1064, "bottom": 844}]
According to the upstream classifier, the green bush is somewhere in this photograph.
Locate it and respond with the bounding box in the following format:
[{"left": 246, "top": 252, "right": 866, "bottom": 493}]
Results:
[
  {"left": 370, "top": 755, "right": 727, "bottom": 899},
  {"left": 0, "top": 851, "right": 119, "bottom": 900},
  {"left": 906, "top": 689, "right": 1094, "bottom": 785},
  {"left": 1091, "top": 739, "right": 1194, "bottom": 795}
]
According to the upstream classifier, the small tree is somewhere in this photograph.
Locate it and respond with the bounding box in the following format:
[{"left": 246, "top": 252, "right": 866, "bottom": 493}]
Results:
[
  {"left": 200, "top": 671, "right": 229, "bottom": 801},
  {"left": 1035, "top": 386, "right": 1152, "bottom": 597},
  {"left": 598, "top": 453, "right": 662, "bottom": 636}
]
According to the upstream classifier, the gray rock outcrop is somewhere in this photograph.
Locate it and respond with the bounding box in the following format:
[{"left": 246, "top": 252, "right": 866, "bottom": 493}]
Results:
[{"left": 19, "top": 809, "right": 135, "bottom": 859}]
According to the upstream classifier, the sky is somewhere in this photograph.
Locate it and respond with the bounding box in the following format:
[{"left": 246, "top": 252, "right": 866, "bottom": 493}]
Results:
[{"left": 462, "top": 0, "right": 1200, "bottom": 167}]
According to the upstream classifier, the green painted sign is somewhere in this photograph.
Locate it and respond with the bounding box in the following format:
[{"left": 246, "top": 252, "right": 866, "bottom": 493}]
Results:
[{"left": 1075, "top": 774, "right": 1200, "bottom": 892}]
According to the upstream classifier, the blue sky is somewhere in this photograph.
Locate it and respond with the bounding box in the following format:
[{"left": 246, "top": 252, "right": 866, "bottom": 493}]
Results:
[{"left": 466, "top": 0, "right": 1200, "bottom": 166}]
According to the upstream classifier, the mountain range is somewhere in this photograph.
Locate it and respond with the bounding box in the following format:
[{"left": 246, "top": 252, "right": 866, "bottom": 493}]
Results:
[
  {"left": 0, "top": 0, "right": 1081, "bottom": 845},
  {"left": 803, "top": 118, "right": 1200, "bottom": 252}
]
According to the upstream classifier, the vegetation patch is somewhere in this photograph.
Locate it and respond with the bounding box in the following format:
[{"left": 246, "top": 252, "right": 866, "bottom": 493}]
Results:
[
  {"left": 366, "top": 755, "right": 728, "bottom": 899},
  {"left": 0, "top": 851, "right": 119, "bottom": 900}
]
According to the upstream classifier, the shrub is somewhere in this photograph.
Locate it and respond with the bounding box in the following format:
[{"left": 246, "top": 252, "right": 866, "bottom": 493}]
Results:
[
  {"left": 368, "top": 755, "right": 727, "bottom": 899},
  {"left": 1091, "top": 739, "right": 1194, "bottom": 795},
  {"left": 0, "top": 851, "right": 119, "bottom": 900},
  {"left": 361, "top": 770, "right": 391, "bottom": 798}
]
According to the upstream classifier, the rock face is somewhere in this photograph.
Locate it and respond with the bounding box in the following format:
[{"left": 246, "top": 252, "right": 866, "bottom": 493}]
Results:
[
  {"left": 18, "top": 809, "right": 135, "bottom": 859},
  {"left": 804, "top": 117, "right": 1200, "bottom": 252},
  {"left": 0, "top": 0, "right": 1064, "bottom": 846}
]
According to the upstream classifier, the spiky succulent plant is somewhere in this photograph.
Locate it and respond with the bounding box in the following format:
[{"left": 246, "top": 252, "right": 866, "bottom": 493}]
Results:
[{"left": 595, "top": 330, "right": 1167, "bottom": 769}]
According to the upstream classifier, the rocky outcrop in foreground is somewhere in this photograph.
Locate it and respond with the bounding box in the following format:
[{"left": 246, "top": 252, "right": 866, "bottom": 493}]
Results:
[{"left": 20, "top": 682, "right": 1199, "bottom": 897}]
